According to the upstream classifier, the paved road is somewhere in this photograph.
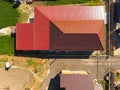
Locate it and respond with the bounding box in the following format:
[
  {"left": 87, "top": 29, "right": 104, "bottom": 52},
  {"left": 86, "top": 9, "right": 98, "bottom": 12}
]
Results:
[
  {"left": 42, "top": 56, "right": 120, "bottom": 90},
  {"left": 49, "top": 58, "right": 120, "bottom": 78}
]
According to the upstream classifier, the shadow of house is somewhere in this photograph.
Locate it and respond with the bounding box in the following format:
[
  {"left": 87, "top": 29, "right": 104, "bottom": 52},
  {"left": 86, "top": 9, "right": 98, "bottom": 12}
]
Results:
[
  {"left": 104, "top": 71, "right": 114, "bottom": 90},
  {"left": 41, "top": 0, "right": 57, "bottom": 1},
  {"left": 110, "top": 2, "right": 116, "bottom": 30},
  {"left": 3, "top": 0, "right": 14, "bottom": 3},
  {"left": 14, "top": 50, "right": 93, "bottom": 59},
  {"left": 12, "top": 0, "right": 21, "bottom": 8},
  {"left": 113, "top": 29, "right": 120, "bottom": 48},
  {"left": 114, "top": 1, "right": 120, "bottom": 23},
  {"left": 48, "top": 73, "right": 60, "bottom": 90}
]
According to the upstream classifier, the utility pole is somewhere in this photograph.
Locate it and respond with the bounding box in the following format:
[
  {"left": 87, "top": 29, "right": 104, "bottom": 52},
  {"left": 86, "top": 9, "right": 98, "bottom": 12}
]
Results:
[
  {"left": 107, "top": 0, "right": 114, "bottom": 57},
  {"left": 108, "top": 0, "right": 111, "bottom": 90},
  {"left": 108, "top": 0, "right": 115, "bottom": 90}
]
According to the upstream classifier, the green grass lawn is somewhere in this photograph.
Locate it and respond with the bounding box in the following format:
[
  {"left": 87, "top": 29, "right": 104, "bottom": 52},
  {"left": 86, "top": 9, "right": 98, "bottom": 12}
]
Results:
[
  {"left": 0, "top": 35, "right": 14, "bottom": 55},
  {"left": 46, "top": 0, "right": 101, "bottom": 5},
  {"left": 0, "top": 0, "right": 20, "bottom": 29}
]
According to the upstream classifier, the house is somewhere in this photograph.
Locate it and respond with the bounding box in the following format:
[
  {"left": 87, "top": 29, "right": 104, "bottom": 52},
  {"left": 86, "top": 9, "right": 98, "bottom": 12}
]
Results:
[
  {"left": 60, "top": 70, "right": 93, "bottom": 90},
  {"left": 16, "top": 6, "right": 105, "bottom": 51},
  {"left": 60, "top": 70, "right": 103, "bottom": 90}
]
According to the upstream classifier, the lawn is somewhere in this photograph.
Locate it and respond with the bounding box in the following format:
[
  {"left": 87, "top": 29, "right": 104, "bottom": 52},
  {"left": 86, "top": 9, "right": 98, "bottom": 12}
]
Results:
[
  {"left": 0, "top": 0, "right": 20, "bottom": 29},
  {"left": 46, "top": 0, "right": 101, "bottom": 5},
  {"left": 0, "top": 35, "right": 14, "bottom": 55}
]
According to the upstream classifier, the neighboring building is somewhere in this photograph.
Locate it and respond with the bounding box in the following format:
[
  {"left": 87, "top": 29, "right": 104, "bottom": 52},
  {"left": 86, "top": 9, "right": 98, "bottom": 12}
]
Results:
[
  {"left": 60, "top": 70, "right": 103, "bottom": 90},
  {"left": 16, "top": 6, "right": 105, "bottom": 51}
]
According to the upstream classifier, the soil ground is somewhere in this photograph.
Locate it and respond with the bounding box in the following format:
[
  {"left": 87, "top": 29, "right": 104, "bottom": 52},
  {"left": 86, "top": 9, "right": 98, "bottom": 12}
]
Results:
[{"left": 0, "top": 55, "right": 49, "bottom": 90}]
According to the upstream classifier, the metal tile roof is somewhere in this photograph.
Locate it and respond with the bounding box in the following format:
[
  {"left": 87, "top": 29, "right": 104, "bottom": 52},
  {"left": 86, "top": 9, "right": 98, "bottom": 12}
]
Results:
[
  {"left": 52, "top": 20, "right": 104, "bottom": 33},
  {"left": 16, "top": 23, "right": 33, "bottom": 50},
  {"left": 16, "top": 6, "right": 105, "bottom": 51},
  {"left": 60, "top": 74, "right": 94, "bottom": 90},
  {"left": 36, "top": 6, "right": 104, "bottom": 20}
]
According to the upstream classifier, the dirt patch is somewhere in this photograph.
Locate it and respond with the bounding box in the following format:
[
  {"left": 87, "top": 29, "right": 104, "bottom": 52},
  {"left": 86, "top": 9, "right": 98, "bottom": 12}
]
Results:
[
  {"left": 18, "top": 1, "right": 46, "bottom": 23},
  {"left": 0, "top": 55, "right": 50, "bottom": 89},
  {"left": 0, "top": 26, "right": 15, "bottom": 35},
  {"left": 18, "top": 4, "right": 34, "bottom": 23}
]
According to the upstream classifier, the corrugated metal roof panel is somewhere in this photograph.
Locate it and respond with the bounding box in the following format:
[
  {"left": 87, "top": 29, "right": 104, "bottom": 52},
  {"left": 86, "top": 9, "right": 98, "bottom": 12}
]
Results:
[
  {"left": 52, "top": 20, "right": 104, "bottom": 33},
  {"left": 35, "top": 6, "right": 104, "bottom": 20},
  {"left": 50, "top": 33, "right": 103, "bottom": 51},
  {"left": 16, "top": 6, "right": 105, "bottom": 51},
  {"left": 50, "top": 20, "right": 105, "bottom": 51},
  {"left": 16, "top": 23, "right": 33, "bottom": 50},
  {"left": 34, "top": 7, "right": 50, "bottom": 50}
]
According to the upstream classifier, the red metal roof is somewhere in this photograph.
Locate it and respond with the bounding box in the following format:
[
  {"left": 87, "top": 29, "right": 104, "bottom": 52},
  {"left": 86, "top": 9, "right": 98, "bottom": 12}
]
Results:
[
  {"left": 52, "top": 20, "right": 104, "bottom": 33},
  {"left": 34, "top": 7, "right": 50, "bottom": 50},
  {"left": 16, "top": 6, "right": 105, "bottom": 51},
  {"left": 36, "top": 6, "right": 104, "bottom": 20},
  {"left": 16, "top": 23, "right": 33, "bottom": 50}
]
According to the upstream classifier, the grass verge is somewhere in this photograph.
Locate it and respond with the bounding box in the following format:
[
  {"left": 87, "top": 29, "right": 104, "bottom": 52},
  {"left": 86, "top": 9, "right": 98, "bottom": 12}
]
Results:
[
  {"left": 46, "top": 0, "right": 101, "bottom": 5},
  {"left": 0, "top": 0, "right": 20, "bottom": 29},
  {"left": 0, "top": 35, "right": 14, "bottom": 55}
]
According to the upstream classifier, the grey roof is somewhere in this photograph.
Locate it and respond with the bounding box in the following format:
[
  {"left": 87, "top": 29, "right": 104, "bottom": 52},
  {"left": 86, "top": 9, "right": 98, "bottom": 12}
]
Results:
[{"left": 60, "top": 74, "right": 94, "bottom": 90}]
